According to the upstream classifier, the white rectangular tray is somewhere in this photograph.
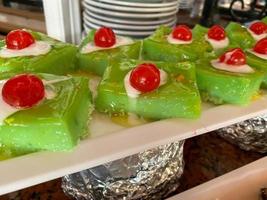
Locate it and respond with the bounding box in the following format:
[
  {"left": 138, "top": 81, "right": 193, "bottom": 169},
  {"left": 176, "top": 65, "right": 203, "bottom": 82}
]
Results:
[
  {"left": 167, "top": 156, "right": 267, "bottom": 200},
  {"left": 1, "top": 95, "right": 267, "bottom": 195}
]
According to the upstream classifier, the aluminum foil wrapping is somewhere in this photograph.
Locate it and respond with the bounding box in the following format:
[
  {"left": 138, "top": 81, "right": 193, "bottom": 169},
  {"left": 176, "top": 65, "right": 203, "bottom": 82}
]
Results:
[
  {"left": 62, "top": 141, "right": 185, "bottom": 200},
  {"left": 217, "top": 114, "right": 267, "bottom": 153}
]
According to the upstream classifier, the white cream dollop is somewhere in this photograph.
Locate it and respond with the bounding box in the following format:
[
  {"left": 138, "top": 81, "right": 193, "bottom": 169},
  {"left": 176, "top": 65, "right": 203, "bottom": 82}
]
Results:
[
  {"left": 124, "top": 69, "right": 168, "bottom": 98},
  {"left": 204, "top": 35, "right": 229, "bottom": 49},
  {"left": 211, "top": 59, "right": 254, "bottom": 74},
  {"left": 247, "top": 49, "right": 267, "bottom": 60},
  {"left": 0, "top": 41, "right": 51, "bottom": 58},
  {"left": 167, "top": 34, "right": 193, "bottom": 45},
  {"left": 80, "top": 36, "right": 134, "bottom": 54}
]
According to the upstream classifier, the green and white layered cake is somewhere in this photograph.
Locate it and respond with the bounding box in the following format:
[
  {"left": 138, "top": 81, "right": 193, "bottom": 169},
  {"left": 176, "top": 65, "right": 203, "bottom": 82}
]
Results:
[
  {"left": 96, "top": 59, "right": 201, "bottom": 119},
  {"left": 226, "top": 20, "right": 267, "bottom": 50},
  {"left": 0, "top": 29, "right": 78, "bottom": 75},
  {"left": 77, "top": 27, "right": 141, "bottom": 76},
  {"left": 143, "top": 25, "right": 213, "bottom": 62},
  {"left": 196, "top": 48, "right": 263, "bottom": 105},
  {"left": 0, "top": 73, "right": 93, "bottom": 154},
  {"left": 247, "top": 38, "right": 267, "bottom": 88}
]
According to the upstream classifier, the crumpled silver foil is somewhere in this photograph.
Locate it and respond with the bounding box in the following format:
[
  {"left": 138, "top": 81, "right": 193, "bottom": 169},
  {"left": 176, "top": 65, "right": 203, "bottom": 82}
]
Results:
[
  {"left": 62, "top": 141, "right": 185, "bottom": 200},
  {"left": 217, "top": 114, "right": 267, "bottom": 153}
]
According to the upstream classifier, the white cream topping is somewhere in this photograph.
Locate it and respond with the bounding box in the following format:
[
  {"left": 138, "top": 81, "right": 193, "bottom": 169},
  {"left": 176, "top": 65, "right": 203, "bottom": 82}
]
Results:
[
  {"left": 167, "top": 34, "right": 193, "bottom": 45},
  {"left": 204, "top": 35, "right": 229, "bottom": 49},
  {"left": 0, "top": 76, "right": 72, "bottom": 125},
  {"left": 247, "top": 49, "right": 267, "bottom": 60},
  {"left": 0, "top": 41, "right": 51, "bottom": 58},
  {"left": 124, "top": 69, "right": 168, "bottom": 98},
  {"left": 247, "top": 28, "right": 267, "bottom": 41},
  {"left": 211, "top": 59, "right": 254, "bottom": 74},
  {"left": 80, "top": 36, "right": 134, "bottom": 54}
]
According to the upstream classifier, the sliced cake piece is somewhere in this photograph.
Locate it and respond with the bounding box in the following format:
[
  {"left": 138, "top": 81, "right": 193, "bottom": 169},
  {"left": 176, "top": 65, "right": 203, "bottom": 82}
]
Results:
[
  {"left": 196, "top": 48, "right": 263, "bottom": 105},
  {"left": 78, "top": 27, "right": 141, "bottom": 76},
  {"left": 0, "top": 73, "right": 93, "bottom": 153},
  {"left": 95, "top": 59, "right": 201, "bottom": 119},
  {"left": 193, "top": 24, "right": 236, "bottom": 56},
  {"left": 0, "top": 29, "right": 78, "bottom": 75},
  {"left": 142, "top": 25, "right": 213, "bottom": 62}
]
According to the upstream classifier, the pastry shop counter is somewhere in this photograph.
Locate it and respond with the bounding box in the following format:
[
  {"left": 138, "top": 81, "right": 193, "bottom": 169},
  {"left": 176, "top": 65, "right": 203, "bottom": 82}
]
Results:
[{"left": 0, "top": 132, "right": 264, "bottom": 200}]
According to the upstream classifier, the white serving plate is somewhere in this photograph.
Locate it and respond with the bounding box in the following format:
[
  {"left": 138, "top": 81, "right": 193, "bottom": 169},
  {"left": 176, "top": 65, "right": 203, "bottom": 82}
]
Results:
[
  {"left": 86, "top": 0, "right": 179, "bottom": 8},
  {"left": 167, "top": 156, "right": 267, "bottom": 200},
  {"left": 84, "top": 11, "right": 176, "bottom": 25},
  {"left": 83, "top": 13, "right": 176, "bottom": 30},
  {"left": 84, "top": 4, "right": 178, "bottom": 18},
  {"left": 1, "top": 87, "right": 267, "bottom": 195},
  {"left": 83, "top": 0, "right": 177, "bottom": 13}
]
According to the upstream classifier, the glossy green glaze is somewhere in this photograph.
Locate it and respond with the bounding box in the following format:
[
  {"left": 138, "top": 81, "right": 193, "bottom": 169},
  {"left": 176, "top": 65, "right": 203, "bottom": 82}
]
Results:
[
  {"left": 0, "top": 31, "right": 78, "bottom": 75},
  {"left": 77, "top": 30, "right": 141, "bottom": 76},
  {"left": 96, "top": 60, "right": 201, "bottom": 119},
  {"left": 247, "top": 52, "right": 267, "bottom": 88},
  {"left": 192, "top": 24, "right": 237, "bottom": 57},
  {"left": 225, "top": 22, "right": 255, "bottom": 50},
  {"left": 142, "top": 26, "right": 213, "bottom": 62},
  {"left": 196, "top": 59, "right": 263, "bottom": 105},
  {"left": 0, "top": 73, "right": 93, "bottom": 152}
]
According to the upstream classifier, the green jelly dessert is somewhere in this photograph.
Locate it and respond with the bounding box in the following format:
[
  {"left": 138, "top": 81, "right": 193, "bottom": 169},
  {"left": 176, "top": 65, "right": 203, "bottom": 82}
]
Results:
[
  {"left": 225, "top": 22, "right": 254, "bottom": 49},
  {"left": 0, "top": 73, "right": 93, "bottom": 153},
  {"left": 225, "top": 20, "right": 267, "bottom": 50},
  {"left": 142, "top": 25, "right": 213, "bottom": 62},
  {"left": 95, "top": 59, "right": 201, "bottom": 119},
  {"left": 77, "top": 29, "right": 141, "bottom": 76},
  {"left": 196, "top": 51, "right": 263, "bottom": 105},
  {"left": 0, "top": 30, "right": 78, "bottom": 75},
  {"left": 192, "top": 24, "right": 237, "bottom": 56},
  {"left": 246, "top": 38, "right": 267, "bottom": 88}
]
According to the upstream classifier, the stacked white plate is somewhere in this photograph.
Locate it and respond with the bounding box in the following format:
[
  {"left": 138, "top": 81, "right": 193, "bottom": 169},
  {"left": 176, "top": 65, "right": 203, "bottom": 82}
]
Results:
[
  {"left": 82, "top": 0, "right": 179, "bottom": 38},
  {"left": 179, "top": 0, "right": 194, "bottom": 9}
]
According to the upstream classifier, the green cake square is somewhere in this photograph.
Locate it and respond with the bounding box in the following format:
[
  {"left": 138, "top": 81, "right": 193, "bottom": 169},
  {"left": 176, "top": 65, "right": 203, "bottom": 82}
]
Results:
[
  {"left": 196, "top": 59, "right": 263, "bottom": 105},
  {"left": 0, "top": 30, "right": 78, "bottom": 75},
  {"left": 225, "top": 22, "right": 257, "bottom": 50},
  {"left": 142, "top": 26, "right": 213, "bottom": 62},
  {"left": 0, "top": 73, "right": 93, "bottom": 153},
  {"left": 247, "top": 51, "right": 267, "bottom": 88},
  {"left": 95, "top": 59, "right": 201, "bottom": 119},
  {"left": 77, "top": 29, "right": 141, "bottom": 76},
  {"left": 192, "top": 24, "right": 237, "bottom": 56}
]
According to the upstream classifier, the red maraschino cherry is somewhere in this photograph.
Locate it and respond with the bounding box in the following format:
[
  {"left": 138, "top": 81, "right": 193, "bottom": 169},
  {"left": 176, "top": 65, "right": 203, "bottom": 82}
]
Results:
[
  {"left": 253, "top": 38, "right": 267, "bottom": 55},
  {"left": 2, "top": 74, "right": 45, "bottom": 109},
  {"left": 219, "top": 48, "right": 246, "bottom": 66},
  {"left": 130, "top": 63, "right": 160, "bottom": 93},
  {"left": 94, "top": 27, "right": 116, "bottom": 48},
  {"left": 249, "top": 21, "right": 267, "bottom": 35},
  {"left": 208, "top": 25, "right": 226, "bottom": 41},
  {"left": 6, "top": 30, "right": 35, "bottom": 50},
  {"left": 172, "top": 25, "right": 192, "bottom": 41}
]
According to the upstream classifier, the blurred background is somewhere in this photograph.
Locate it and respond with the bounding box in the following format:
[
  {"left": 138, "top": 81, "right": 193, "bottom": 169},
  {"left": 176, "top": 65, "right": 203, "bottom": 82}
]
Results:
[{"left": 0, "top": 0, "right": 265, "bottom": 43}]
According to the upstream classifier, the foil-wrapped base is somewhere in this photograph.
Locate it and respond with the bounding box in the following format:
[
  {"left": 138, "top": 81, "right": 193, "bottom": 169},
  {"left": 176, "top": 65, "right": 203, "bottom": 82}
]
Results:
[
  {"left": 62, "top": 141, "right": 184, "bottom": 200},
  {"left": 217, "top": 114, "right": 267, "bottom": 153}
]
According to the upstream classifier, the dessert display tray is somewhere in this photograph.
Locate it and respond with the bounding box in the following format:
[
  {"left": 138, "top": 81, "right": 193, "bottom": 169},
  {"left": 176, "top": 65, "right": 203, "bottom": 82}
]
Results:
[
  {"left": 1, "top": 93, "right": 267, "bottom": 195},
  {"left": 168, "top": 156, "right": 267, "bottom": 200}
]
